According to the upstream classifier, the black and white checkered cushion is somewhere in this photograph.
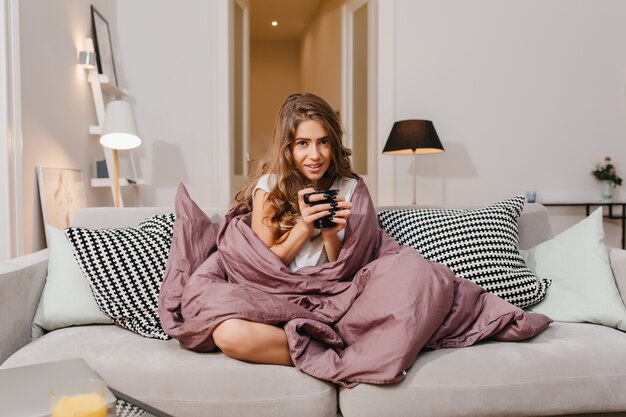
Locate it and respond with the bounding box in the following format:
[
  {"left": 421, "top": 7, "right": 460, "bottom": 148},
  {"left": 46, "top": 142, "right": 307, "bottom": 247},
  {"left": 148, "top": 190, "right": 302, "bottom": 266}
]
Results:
[
  {"left": 377, "top": 196, "right": 550, "bottom": 308},
  {"left": 115, "top": 399, "right": 146, "bottom": 417},
  {"left": 65, "top": 214, "right": 175, "bottom": 339}
]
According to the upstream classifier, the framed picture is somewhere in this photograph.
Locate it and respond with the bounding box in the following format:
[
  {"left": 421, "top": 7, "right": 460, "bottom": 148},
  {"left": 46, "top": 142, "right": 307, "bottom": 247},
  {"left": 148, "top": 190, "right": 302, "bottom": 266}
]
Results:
[
  {"left": 91, "top": 6, "right": 118, "bottom": 86},
  {"left": 37, "top": 167, "right": 87, "bottom": 230}
]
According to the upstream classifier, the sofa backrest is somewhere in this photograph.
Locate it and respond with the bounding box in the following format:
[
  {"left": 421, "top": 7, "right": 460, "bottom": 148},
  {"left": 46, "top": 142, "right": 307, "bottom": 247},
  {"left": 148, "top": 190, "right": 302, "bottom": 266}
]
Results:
[
  {"left": 516, "top": 203, "right": 554, "bottom": 249},
  {"left": 72, "top": 207, "right": 225, "bottom": 229},
  {"left": 72, "top": 203, "right": 553, "bottom": 251}
]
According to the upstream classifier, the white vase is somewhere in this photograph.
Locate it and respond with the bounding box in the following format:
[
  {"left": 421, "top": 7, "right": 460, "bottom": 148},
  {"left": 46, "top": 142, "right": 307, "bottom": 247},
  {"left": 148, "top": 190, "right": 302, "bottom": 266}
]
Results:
[{"left": 602, "top": 180, "right": 614, "bottom": 202}]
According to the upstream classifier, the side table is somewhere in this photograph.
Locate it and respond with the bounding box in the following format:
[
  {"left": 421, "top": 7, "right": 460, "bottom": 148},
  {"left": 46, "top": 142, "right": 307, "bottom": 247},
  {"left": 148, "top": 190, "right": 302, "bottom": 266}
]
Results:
[{"left": 542, "top": 202, "right": 626, "bottom": 249}]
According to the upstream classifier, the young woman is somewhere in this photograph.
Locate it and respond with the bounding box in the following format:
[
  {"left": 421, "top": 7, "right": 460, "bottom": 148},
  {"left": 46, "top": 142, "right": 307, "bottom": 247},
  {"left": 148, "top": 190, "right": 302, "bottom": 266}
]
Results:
[
  {"left": 160, "top": 92, "right": 550, "bottom": 387},
  {"left": 212, "top": 93, "right": 358, "bottom": 366}
]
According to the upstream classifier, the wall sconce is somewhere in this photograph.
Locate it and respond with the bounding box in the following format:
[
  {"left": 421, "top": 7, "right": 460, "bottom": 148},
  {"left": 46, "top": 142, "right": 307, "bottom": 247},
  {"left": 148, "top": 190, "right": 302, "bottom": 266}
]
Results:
[
  {"left": 77, "top": 50, "right": 97, "bottom": 69},
  {"left": 383, "top": 120, "right": 445, "bottom": 205},
  {"left": 100, "top": 100, "right": 142, "bottom": 207}
]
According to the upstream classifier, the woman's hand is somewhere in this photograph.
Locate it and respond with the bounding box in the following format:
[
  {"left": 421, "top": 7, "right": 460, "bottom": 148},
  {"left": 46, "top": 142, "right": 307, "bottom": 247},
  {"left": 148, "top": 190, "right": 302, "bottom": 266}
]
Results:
[
  {"left": 297, "top": 188, "right": 346, "bottom": 231},
  {"left": 320, "top": 198, "right": 351, "bottom": 238},
  {"left": 297, "top": 188, "right": 352, "bottom": 236},
  {"left": 297, "top": 188, "right": 352, "bottom": 263}
]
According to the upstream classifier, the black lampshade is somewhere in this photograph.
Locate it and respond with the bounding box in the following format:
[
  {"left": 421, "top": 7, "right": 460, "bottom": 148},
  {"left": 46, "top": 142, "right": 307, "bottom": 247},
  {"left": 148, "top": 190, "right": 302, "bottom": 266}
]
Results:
[{"left": 382, "top": 120, "right": 444, "bottom": 155}]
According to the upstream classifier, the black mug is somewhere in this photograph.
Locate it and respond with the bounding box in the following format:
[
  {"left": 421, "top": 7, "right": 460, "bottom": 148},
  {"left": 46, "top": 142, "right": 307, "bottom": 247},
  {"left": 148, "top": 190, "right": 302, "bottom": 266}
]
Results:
[{"left": 304, "top": 189, "right": 339, "bottom": 229}]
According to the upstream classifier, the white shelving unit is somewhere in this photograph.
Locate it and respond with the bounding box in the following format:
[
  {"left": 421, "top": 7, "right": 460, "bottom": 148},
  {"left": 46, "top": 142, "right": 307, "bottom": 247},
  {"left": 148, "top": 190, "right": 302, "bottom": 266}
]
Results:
[
  {"left": 85, "top": 38, "right": 142, "bottom": 207},
  {"left": 90, "top": 178, "right": 146, "bottom": 187}
]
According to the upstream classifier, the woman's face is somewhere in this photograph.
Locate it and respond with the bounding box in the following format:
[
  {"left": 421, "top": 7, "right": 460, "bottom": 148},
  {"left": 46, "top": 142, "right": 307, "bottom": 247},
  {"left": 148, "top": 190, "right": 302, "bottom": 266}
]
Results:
[{"left": 291, "top": 120, "right": 332, "bottom": 188}]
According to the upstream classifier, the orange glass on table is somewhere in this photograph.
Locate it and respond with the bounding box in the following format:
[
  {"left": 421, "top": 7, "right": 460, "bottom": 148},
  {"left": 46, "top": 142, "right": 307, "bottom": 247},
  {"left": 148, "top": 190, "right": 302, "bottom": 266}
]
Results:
[{"left": 50, "top": 378, "right": 107, "bottom": 417}]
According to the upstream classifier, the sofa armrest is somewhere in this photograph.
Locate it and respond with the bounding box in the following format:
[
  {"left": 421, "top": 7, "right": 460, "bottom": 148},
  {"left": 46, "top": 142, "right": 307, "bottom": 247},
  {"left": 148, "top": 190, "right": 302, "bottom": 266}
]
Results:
[
  {"left": 609, "top": 247, "right": 626, "bottom": 306},
  {"left": 0, "top": 250, "right": 48, "bottom": 364}
]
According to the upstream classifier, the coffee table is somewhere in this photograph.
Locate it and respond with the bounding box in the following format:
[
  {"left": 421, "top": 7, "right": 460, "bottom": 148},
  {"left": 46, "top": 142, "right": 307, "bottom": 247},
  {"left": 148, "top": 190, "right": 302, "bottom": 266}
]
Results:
[
  {"left": 0, "top": 358, "right": 175, "bottom": 417},
  {"left": 109, "top": 387, "right": 174, "bottom": 417}
]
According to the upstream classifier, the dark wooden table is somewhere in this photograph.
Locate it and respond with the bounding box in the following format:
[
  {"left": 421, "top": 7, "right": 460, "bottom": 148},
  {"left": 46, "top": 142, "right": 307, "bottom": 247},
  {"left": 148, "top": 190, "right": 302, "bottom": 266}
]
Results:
[{"left": 542, "top": 202, "right": 626, "bottom": 249}]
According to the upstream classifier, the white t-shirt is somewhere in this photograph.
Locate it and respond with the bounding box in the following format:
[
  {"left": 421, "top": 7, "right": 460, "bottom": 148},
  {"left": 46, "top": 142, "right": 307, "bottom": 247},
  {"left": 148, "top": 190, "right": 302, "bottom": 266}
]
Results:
[{"left": 253, "top": 174, "right": 358, "bottom": 271}]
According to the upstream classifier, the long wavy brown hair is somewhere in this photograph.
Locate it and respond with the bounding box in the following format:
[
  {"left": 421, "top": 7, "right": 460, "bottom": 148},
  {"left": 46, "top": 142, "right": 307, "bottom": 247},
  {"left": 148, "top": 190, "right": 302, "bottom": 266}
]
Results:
[{"left": 233, "top": 93, "right": 354, "bottom": 242}]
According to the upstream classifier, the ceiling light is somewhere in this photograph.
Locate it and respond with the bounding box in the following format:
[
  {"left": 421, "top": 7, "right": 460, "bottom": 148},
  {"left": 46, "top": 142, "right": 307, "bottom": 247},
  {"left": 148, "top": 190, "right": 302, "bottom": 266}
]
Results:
[{"left": 272, "top": 21, "right": 278, "bottom": 27}]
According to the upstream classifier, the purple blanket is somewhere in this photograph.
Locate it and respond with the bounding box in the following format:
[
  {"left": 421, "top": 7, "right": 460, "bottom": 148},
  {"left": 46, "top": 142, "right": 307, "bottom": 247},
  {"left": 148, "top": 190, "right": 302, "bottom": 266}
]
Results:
[{"left": 158, "top": 181, "right": 551, "bottom": 387}]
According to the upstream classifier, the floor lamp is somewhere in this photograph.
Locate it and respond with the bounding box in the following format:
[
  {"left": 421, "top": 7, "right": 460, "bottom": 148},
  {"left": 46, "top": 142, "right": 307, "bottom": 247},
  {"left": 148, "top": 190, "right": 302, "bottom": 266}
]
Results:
[
  {"left": 99, "top": 100, "right": 142, "bottom": 208},
  {"left": 382, "top": 120, "right": 445, "bottom": 205}
]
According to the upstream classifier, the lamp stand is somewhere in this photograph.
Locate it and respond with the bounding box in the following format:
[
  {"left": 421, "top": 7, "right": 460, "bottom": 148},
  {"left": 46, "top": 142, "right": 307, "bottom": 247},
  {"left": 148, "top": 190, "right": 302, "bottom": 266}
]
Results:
[
  {"left": 412, "top": 151, "right": 417, "bottom": 206},
  {"left": 113, "top": 149, "right": 120, "bottom": 208}
]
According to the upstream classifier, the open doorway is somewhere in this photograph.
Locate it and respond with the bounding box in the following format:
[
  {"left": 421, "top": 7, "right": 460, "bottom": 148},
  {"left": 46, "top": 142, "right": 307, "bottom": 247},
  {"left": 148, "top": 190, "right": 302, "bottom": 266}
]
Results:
[{"left": 231, "top": 0, "right": 377, "bottom": 199}]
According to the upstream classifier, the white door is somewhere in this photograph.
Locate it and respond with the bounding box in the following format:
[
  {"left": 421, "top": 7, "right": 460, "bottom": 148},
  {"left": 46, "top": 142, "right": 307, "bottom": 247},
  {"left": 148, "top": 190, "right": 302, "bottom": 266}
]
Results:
[
  {"left": 231, "top": 0, "right": 250, "bottom": 198},
  {"left": 343, "top": 0, "right": 377, "bottom": 203}
]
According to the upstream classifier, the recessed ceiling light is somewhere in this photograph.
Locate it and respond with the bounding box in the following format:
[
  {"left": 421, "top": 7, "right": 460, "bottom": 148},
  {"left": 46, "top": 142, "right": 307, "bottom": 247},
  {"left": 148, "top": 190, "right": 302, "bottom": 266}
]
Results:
[{"left": 272, "top": 21, "right": 278, "bottom": 27}]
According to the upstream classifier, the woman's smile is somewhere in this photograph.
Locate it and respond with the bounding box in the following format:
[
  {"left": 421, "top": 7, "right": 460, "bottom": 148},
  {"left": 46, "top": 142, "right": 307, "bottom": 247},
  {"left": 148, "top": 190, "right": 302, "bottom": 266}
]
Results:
[{"left": 304, "top": 163, "right": 323, "bottom": 173}]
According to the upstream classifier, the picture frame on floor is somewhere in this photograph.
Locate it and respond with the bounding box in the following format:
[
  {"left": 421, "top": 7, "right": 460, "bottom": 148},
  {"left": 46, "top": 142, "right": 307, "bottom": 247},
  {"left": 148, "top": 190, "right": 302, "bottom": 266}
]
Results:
[{"left": 36, "top": 166, "right": 87, "bottom": 232}]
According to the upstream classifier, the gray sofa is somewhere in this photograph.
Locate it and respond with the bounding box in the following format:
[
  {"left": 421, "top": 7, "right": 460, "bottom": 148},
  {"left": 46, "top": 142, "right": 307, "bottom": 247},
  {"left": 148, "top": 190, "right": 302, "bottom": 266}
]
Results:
[{"left": 2, "top": 203, "right": 626, "bottom": 417}]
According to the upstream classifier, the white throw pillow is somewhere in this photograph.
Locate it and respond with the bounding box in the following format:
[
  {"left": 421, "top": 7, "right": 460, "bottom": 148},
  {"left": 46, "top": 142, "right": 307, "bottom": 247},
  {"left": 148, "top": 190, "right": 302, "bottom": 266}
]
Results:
[
  {"left": 521, "top": 208, "right": 626, "bottom": 330},
  {"left": 32, "top": 225, "right": 112, "bottom": 338}
]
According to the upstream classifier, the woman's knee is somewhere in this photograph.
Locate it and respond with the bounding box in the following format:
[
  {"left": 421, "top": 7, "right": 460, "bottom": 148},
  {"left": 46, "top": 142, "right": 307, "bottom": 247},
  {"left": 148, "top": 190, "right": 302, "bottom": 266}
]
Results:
[{"left": 213, "top": 319, "right": 254, "bottom": 358}]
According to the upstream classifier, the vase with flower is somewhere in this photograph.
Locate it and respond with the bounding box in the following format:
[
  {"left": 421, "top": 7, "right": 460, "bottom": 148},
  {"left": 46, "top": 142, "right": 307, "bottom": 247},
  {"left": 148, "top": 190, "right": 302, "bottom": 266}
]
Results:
[{"left": 591, "top": 156, "right": 623, "bottom": 202}]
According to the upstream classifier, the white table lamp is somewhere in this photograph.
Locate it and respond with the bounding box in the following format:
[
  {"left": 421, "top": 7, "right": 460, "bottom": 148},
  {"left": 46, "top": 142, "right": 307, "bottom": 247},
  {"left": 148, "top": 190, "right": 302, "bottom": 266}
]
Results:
[{"left": 100, "top": 100, "right": 141, "bottom": 207}]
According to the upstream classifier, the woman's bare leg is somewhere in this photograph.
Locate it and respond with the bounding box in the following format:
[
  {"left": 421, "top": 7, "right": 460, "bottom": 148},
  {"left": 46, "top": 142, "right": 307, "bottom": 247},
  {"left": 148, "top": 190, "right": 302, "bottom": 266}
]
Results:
[{"left": 213, "top": 318, "right": 294, "bottom": 366}]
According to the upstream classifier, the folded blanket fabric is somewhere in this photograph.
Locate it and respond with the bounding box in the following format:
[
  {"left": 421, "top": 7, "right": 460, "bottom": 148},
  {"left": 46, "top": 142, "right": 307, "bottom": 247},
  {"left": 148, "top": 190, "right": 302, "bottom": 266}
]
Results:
[{"left": 158, "top": 179, "right": 551, "bottom": 387}]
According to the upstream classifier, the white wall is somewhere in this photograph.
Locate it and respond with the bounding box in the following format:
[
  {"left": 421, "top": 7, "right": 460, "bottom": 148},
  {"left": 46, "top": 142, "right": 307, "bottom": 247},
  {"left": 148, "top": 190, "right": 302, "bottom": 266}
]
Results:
[
  {"left": 115, "top": 0, "right": 230, "bottom": 209},
  {"left": 19, "top": 0, "right": 114, "bottom": 253},
  {"left": 382, "top": 0, "right": 626, "bottom": 247}
]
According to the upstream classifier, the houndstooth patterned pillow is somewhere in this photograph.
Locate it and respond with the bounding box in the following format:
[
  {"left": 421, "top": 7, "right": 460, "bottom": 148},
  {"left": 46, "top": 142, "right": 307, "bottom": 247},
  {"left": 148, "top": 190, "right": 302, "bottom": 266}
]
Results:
[
  {"left": 65, "top": 214, "right": 175, "bottom": 339},
  {"left": 377, "top": 196, "right": 550, "bottom": 308},
  {"left": 115, "top": 399, "right": 147, "bottom": 417}
]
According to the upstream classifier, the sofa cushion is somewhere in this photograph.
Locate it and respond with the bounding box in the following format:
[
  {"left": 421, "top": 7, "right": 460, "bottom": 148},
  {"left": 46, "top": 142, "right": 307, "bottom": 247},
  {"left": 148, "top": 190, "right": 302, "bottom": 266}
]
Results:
[
  {"left": 0, "top": 326, "right": 336, "bottom": 417},
  {"left": 65, "top": 214, "right": 175, "bottom": 340},
  {"left": 609, "top": 247, "right": 626, "bottom": 307},
  {"left": 522, "top": 208, "right": 626, "bottom": 331},
  {"left": 339, "top": 322, "right": 626, "bottom": 417},
  {"left": 32, "top": 225, "right": 112, "bottom": 339},
  {"left": 0, "top": 250, "right": 48, "bottom": 365},
  {"left": 377, "top": 196, "right": 550, "bottom": 308},
  {"left": 516, "top": 203, "right": 554, "bottom": 249}
]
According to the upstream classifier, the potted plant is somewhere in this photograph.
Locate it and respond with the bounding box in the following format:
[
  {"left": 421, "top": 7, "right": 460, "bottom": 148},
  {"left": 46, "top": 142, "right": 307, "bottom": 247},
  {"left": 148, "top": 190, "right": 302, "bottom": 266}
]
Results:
[{"left": 591, "top": 156, "right": 623, "bottom": 201}]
